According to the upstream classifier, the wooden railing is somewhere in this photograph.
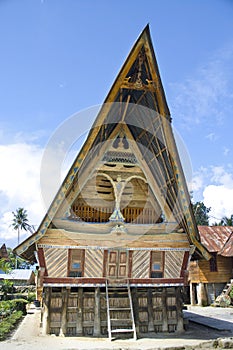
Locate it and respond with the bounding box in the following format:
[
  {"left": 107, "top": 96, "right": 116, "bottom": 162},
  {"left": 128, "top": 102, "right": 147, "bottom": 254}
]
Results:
[{"left": 71, "top": 205, "right": 161, "bottom": 224}]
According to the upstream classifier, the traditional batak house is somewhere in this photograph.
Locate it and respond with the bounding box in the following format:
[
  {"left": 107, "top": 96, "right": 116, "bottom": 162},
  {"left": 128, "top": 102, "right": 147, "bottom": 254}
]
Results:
[
  {"left": 14, "top": 26, "right": 209, "bottom": 339},
  {"left": 189, "top": 226, "right": 233, "bottom": 306},
  {"left": 0, "top": 244, "right": 8, "bottom": 261}
]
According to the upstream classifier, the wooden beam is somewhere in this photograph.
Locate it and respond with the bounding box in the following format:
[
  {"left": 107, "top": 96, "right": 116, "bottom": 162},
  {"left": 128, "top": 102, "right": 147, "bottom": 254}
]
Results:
[
  {"left": 147, "top": 289, "right": 154, "bottom": 332},
  {"left": 42, "top": 287, "right": 51, "bottom": 335},
  {"left": 93, "top": 287, "right": 101, "bottom": 336},
  {"left": 60, "top": 287, "right": 68, "bottom": 336},
  {"left": 76, "top": 287, "right": 83, "bottom": 335}
]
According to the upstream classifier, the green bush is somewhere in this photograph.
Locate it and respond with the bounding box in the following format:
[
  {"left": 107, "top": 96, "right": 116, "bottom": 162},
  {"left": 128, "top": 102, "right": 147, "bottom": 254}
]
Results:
[
  {"left": 0, "top": 299, "right": 27, "bottom": 317},
  {"left": 0, "top": 280, "right": 15, "bottom": 300},
  {"left": 12, "top": 299, "right": 28, "bottom": 315},
  {"left": 0, "top": 300, "right": 13, "bottom": 317},
  {"left": 0, "top": 310, "right": 23, "bottom": 341},
  {"left": 27, "top": 292, "right": 36, "bottom": 303}
]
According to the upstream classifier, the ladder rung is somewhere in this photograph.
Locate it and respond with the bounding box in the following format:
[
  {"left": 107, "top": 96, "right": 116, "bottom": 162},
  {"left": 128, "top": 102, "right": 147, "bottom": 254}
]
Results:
[
  {"left": 111, "top": 328, "right": 134, "bottom": 333},
  {"left": 109, "top": 307, "right": 131, "bottom": 310},
  {"left": 110, "top": 318, "right": 132, "bottom": 322}
]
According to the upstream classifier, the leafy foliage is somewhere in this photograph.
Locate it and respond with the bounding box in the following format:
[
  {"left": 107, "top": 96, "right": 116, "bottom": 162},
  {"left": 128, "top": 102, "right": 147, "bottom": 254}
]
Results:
[
  {"left": 12, "top": 208, "right": 30, "bottom": 233},
  {"left": 0, "top": 258, "right": 11, "bottom": 273},
  {"left": 0, "top": 310, "right": 23, "bottom": 341},
  {"left": 0, "top": 280, "right": 15, "bottom": 300},
  {"left": 7, "top": 248, "right": 33, "bottom": 270},
  {"left": 192, "top": 201, "right": 211, "bottom": 226},
  {"left": 215, "top": 215, "right": 233, "bottom": 226},
  {"left": 0, "top": 299, "right": 28, "bottom": 340}
]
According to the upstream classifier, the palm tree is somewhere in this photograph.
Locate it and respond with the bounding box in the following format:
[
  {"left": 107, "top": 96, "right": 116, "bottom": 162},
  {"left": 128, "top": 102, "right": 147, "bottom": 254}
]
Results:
[
  {"left": 218, "top": 215, "right": 233, "bottom": 226},
  {"left": 12, "top": 208, "right": 33, "bottom": 269},
  {"left": 12, "top": 208, "right": 30, "bottom": 246}
]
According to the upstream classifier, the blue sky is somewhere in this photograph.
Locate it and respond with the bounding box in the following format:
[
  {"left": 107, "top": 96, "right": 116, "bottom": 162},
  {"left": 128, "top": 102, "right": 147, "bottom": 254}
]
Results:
[{"left": 0, "top": 0, "right": 233, "bottom": 247}]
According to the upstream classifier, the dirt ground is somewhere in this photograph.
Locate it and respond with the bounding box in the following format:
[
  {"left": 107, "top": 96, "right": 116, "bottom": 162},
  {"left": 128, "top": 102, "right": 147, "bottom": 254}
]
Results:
[{"left": 1, "top": 305, "right": 233, "bottom": 350}]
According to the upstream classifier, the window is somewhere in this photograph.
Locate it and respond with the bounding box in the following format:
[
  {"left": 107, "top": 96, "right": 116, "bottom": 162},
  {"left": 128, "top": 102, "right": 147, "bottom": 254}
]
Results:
[
  {"left": 151, "top": 251, "right": 164, "bottom": 278},
  {"left": 209, "top": 252, "right": 217, "bottom": 272},
  {"left": 68, "top": 249, "right": 84, "bottom": 277}
]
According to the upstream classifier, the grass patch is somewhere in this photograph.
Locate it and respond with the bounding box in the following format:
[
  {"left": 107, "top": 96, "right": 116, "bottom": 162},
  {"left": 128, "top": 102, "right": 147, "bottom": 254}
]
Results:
[{"left": 0, "top": 310, "right": 23, "bottom": 341}]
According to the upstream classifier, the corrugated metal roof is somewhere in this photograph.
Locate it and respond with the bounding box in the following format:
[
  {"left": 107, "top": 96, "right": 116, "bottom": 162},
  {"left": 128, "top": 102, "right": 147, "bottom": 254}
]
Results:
[
  {"left": 198, "top": 226, "right": 233, "bottom": 256},
  {"left": 0, "top": 269, "right": 34, "bottom": 281},
  {"left": 219, "top": 232, "right": 233, "bottom": 257}
]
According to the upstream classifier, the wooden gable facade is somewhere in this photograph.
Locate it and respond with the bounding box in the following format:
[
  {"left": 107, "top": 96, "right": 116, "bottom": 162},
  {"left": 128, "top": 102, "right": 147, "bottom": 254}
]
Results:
[
  {"left": 189, "top": 226, "right": 233, "bottom": 306},
  {"left": 14, "top": 26, "right": 209, "bottom": 339}
]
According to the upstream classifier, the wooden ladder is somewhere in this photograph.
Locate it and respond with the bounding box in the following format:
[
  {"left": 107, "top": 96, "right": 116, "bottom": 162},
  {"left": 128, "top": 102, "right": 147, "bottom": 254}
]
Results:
[{"left": 106, "top": 281, "right": 137, "bottom": 341}]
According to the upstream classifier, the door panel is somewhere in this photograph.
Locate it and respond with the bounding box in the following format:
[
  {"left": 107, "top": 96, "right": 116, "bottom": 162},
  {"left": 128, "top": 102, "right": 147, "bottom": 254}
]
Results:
[{"left": 107, "top": 250, "right": 128, "bottom": 280}]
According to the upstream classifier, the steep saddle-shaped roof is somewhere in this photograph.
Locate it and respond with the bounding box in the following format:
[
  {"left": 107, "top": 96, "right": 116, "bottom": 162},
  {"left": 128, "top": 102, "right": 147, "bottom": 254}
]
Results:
[{"left": 14, "top": 25, "right": 210, "bottom": 262}]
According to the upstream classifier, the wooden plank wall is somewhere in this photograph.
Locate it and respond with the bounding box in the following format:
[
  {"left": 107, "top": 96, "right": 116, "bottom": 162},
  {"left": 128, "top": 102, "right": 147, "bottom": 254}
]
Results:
[
  {"left": 84, "top": 249, "right": 104, "bottom": 278},
  {"left": 131, "top": 251, "right": 150, "bottom": 278},
  {"left": 164, "top": 251, "right": 184, "bottom": 278},
  {"left": 189, "top": 256, "right": 232, "bottom": 283},
  {"left": 44, "top": 248, "right": 68, "bottom": 277}
]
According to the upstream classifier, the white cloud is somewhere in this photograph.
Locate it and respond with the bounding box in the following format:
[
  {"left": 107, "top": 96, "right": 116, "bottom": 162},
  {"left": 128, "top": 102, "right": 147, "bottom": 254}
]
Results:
[
  {"left": 205, "top": 133, "right": 218, "bottom": 142},
  {"left": 194, "top": 166, "right": 233, "bottom": 224},
  {"left": 203, "top": 185, "right": 233, "bottom": 224},
  {"left": 0, "top": 143, "right": 46, "bottom": 245},
  {"left": 190, "top": 165, "right": 233, "bottom": 224},
  {"left": 170, "top": 43, "right": 233, "bottom": 128},
  {"left": 210, "top": 166, "right": 233, "bottom": 187},
  {"left": 223, "top": 147, "right": 230, "bottom": 156},
  {"left": 189, "top": 174, "right": 204, "bottom": 193}
]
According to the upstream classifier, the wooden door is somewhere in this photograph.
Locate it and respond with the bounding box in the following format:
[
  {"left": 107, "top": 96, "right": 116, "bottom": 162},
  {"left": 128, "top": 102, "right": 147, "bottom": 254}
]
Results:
[{"left": 107, "top": 250, "right": 128, "bottom": 280}]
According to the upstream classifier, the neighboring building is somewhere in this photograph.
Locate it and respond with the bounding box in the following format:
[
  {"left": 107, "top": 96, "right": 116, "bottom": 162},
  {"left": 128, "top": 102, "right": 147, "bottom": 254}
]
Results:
[
  {"left": 189, "top": 226, "right": 233, "bottom": 305},
  {"left": 14, "top": 25, "right": 209, "bottom": 339},
  {"left": 0, "top": 244, "right": 9, "bottom": 260},
  {"left": 0, "top": 269, "right": 35, "bottom": 286},
  {"left": 0, "top": 244, "right": 10, "bottom": 274}
]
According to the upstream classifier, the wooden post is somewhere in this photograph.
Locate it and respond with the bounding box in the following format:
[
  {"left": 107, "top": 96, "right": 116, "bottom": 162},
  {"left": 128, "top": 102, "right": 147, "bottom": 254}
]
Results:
[
  {"left": 93, "top": 287, "right": 101, "bottom": 336},
  {"left": 176, "top": 287, "right": 184, "bottom": 332},
  {"left": 60, "top": 287, "right": 68, "bottom": 336},
  {"left": 190, "top": 283, "right": 196, "bottom": 306},
  {"left": 197, "top": 283, "right": 207, "bottom": 306},
  {"left": 76, "top": 287, "right": 83, "bottom": 335},
  {"left": 132, "top": 287, "right": 140, "bottom": 335},
  {"left": 161, "top": 288, "right": 168, "bottom": 332},
  {"left": 42, "top": 287, "right": 51, "bottom": 335},
  {"left": 147, "top": 289, "right": 154, "bottom": 332}
]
